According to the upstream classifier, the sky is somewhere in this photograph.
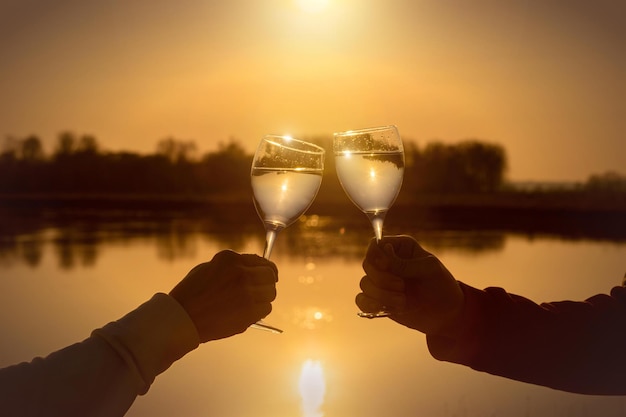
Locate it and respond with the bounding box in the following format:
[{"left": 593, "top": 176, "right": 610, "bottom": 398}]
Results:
[{"left": 1, "top": 0, "right": 624, "bottom": 181}]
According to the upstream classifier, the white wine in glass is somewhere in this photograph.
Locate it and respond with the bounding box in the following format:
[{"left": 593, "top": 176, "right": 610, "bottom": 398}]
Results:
[
  {"left": 250, "top": 135, "right": 325, "bottom": 333},
  {"left": 334, "top": 125, "right": 405, "bottom": 318}
]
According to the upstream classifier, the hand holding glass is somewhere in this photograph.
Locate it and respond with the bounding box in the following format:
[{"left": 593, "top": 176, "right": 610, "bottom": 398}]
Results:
[
  {"left": 250, "top": 135, "right": 325, "bottom": 332},
  {"left": 333, "top": 125, "right": 405, "bottom": 318}
]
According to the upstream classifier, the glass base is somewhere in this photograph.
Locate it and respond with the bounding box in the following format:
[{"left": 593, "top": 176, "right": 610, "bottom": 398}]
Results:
[
  {"left": 250, "top": 320, "right": 283, "bottom": 333},
  {"left": 357, "top": 310, "right": 391, "bottom": 319}
]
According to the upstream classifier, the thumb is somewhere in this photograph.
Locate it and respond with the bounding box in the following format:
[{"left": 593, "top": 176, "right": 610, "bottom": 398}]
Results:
[{"left": 387, "top": 251, "right": 441, "bottom": 279}]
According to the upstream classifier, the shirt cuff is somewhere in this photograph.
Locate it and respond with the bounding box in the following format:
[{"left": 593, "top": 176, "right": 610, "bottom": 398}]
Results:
[
  {"left": 426, "top": 282, "right": 483, "bottom": 365},
  {"left": 92, "top": 293, "right": 200, "bottom": 395}
]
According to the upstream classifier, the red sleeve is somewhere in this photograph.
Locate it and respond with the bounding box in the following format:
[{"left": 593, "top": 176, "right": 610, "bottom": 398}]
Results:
[{"left": 427, "top": 283, "right": 626, "bottom": 395}]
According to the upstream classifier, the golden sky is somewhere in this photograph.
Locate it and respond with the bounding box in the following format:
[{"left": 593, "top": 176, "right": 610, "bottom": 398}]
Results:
[{"left": 1, "top": 0, "right": 624, "bottom": 181}]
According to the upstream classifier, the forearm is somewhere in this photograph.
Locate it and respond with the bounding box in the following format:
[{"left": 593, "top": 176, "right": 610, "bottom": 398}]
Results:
[
  {"left": 0, "top": 293, "right": 200, "bottom": 417},
  {"left": 0, "top": 338, "right": 137, "bottom": 417},
  {"left": 426, "top": 283, "right": 626, "bottom": 394}
]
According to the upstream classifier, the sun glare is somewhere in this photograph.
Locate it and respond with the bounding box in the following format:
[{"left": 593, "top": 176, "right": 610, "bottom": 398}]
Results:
[
  {"left": 299, "top": 360, "right": 326, "bottom": 417},
  {"left": 296, "top": 0, "right": 330, "bottom": 14}
]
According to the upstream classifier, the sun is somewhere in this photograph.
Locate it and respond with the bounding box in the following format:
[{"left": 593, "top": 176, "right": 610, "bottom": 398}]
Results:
[{"left": 296, "top": 0, "right": 330, "bottom": 14}]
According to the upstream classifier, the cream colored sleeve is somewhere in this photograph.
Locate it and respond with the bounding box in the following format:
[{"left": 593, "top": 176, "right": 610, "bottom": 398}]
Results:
[
  {"left": 0, "top": 293, "right": 201, "bottom": 417},
  {"left": 92, "top": 292, "right": 201, "bottom": 395}
]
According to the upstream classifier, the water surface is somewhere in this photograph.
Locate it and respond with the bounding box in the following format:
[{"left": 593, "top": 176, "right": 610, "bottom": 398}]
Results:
[{"left": 1, "top": 211, "right": 625, "bottom": 417}]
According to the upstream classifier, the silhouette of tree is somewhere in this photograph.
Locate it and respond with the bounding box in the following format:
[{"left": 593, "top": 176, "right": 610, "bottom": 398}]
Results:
[
  {"left": 20, "top": 135, "right": 45, "bottom": 161},
  {"left": 1, "top": 136, "right": 20, "bottom": 159},
  {"left": 45, "top": 132, "right": 105, "bottom": 192},
  {"left": 156, "top": 137, "right": 197, "bottom": 163},
  {"left": 76, "top": 134, "right": 99, "bottom": 155},
  {"left": 0, "top": 132, "right": 514, "bottom": 198},
  {"left": 0, "top": 135, "right": 47, "bottom": 192},
  {"left": 585, "top": 171, "right": 626, "bottom": 193},
  {"left": 280, "top": 134, "right": 346, "bottom": 205},
  {"left": 0, "top": 137, "right": 19, "bottom": 191},
  {"left": 198, "top": 138, "right": 250, "bottom": 194},
  {"left": 54, "top": 131, "right": 78, "bottom": 158},
  {"left": 407, "top": 140, "right": 507, "bottom": 193},
  {"left": 455, "top": 140, "right": 507, "bottom": 192}
]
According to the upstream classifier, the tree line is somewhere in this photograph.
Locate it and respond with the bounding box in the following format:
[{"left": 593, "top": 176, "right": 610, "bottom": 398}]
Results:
[
  {"left": 0, "top": 133, "right": 251, "bottom": 195},
  {"left": 0, "top": 131, "right": 624, "bottom": 197}
]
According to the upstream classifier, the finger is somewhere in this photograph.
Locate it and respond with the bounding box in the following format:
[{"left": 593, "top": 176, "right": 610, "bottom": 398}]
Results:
[
  {"left": 239, "top": 253, "right": 279, "bottom": 275},
  {"left": 211, "top": 249, "right": 238, "bottom": 262},
  {"left": 362, "top": 259, "right": 405, "bottom": 291},
  {"left": 377, "top": 235, "right": 419, "bottom": 256},
  {"left": 240, "top": 265, "right": 279, "bottom": 285},
  {"left": 363, "top": 236, "right": 427, "bottom": 274},
  {"left": 234, "top": 303, "right": 274, "bottom": 331},
  {"left": 252, "top": 302, "right": 273, "bottom": 320},
  {"left": 355, "top": 292, "right": 386, "bottom": 313},
  {"left": 184, "top": 261, "right": 209, "bottom": 276},
  {"left": 246, "top": 283, "right": 277, "bottom": 303},
  {"left": 387, "top": 251, "right": 442, "bottom": 279},
  {"left": 213, "top": 251, "right": 279, "bottom": 278},
  {"left": 363, "top": 238, "right": 390, "bottom": 270},
  {"left": 379, "top": 235, "right": 412, "bottom": 259},
  {"left": 359, "top": 275, "right": 407, "bottom": 310},
  {"left": 379, "top": 235, "right": 432, "bottom": 259}
]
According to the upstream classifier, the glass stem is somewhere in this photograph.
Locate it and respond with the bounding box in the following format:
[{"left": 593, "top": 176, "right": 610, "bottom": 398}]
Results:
[
  {"left": 263, "top": 230, "right": 277, "bottom": 259},
  {"left": 367, "top": 211, "right": 387, "bottom": 242}
]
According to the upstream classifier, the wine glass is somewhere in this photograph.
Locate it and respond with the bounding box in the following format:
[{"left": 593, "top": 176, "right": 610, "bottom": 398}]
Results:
[
  {"left": 333, "top": 125, "right": 405, "bottom": 318},
  {"left": 250, "top": 135, "right": 325, "bottom": 333}
]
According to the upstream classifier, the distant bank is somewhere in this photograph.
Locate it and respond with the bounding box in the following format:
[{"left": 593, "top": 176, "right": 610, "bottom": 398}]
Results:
[{"left": 1, "top": 192, "right": 625, "bottom": 240}]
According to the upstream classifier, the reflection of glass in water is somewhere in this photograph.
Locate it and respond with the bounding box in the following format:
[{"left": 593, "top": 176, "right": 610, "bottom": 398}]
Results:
[{"left": 299, "top": 359, "right": 326, "bottom": 417}]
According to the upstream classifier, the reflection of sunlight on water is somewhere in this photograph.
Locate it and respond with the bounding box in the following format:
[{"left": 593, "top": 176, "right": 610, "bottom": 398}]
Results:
[
  {"left": 299, "top": 360, "right": 325, "bottom": 417},
  {"left": 298, "top": 258, "right": 323, "bottom": 285},
  {"left": 292, "top": 306, "right": 333, "bottom": 329},
  {"left": 300, "top": 215, "right": 327, "bottom": 228},
  {"left": 293, "top": 257, "right": 334, "bottom": 329}
]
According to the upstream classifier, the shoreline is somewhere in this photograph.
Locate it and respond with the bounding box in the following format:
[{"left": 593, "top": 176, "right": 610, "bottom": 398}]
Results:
[
  {"left": 1, "top": 192, "right": 625, "bottom": 241},
  {"left": 1, "top": 191, "right": 625, "bottom": 210}
]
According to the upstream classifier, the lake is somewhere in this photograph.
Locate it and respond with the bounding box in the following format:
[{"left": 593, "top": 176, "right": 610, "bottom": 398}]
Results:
[{"left": 0, "top": 207, "right": 625, "bottom": 417}]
